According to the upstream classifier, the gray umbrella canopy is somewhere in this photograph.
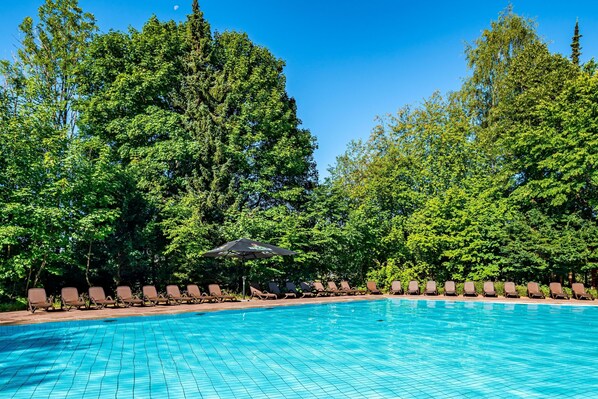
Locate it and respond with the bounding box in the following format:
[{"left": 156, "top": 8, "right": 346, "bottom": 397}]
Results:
[{"left": 202, "top": 238, "right": 296, "bottom": 260}]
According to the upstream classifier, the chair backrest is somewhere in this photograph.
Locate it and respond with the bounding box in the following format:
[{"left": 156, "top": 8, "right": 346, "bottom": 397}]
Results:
[
  {"left": 209, "top": 284, "right": 223, "bottom": 296},
  {"left": 391, "top": 281, "right": 402, "bottom": 292},
  {"left": 341, "top": 281, "right": 352, "bottom": 291},
  {"left": 28, "top": 288, "right": 48, "bottom": 303},
  {"left": 572, "top": 283, "right": 586, "bottom": 295},
  {"left": 62, "top": 287, "right": 80, "bottom": 302},
  {"left": 504, "top": 282, "right": 516, "bottom": 293},
  {"left": 89, "top": 286, "right": 106, "bottom": 301},
  {"left": 286, "top": 282, "right": 298, "bottom": 292},
  {"left": 313, "top": 282, "right": 326, "bottom": 291},
  {"left": 367, "top": 281, "right": 378, "bottom": 292},
  {"left": 327, "top": 281, "right": 339, "bottom": 291},
  {"left": 549, "top": 282, "right": 562, "bottom": 294},
  {"left": 268, "top": 282, "right": 281, "bottom": 294},
  {"left": 249, "top": 285, "right": 261, "bottom": 295},
  {"left": 464, "top": 281, "right": 475, "bottom": 294},
  {"left": 408, "top": 281, "right": 419, "bottom": 292},
  {"left": 426, "top": 281, "right": 436, "bottom": 291},
  {"left": 300, "top": 282, "right": 312, "bottom": 291},
  {"left": 187, "top": 284, "right": 201, "bottom": 297},
  {"left": 527, "top": 282, "right": 540, "bottom": 293},
  {"left": 445, "top": 281, "right": 455, "bottom": 292},
  {"left": 116, "top": 286, "right": 132, "bottom": 300},
  {"left": 484, "top": 281, "right": 495, "bottom": 293},
  {"left": 166, "top": 285, "right": 181, "bottom": 298},
  {"left": 143, "top": 285, "right": 159, "bottom": 298}
]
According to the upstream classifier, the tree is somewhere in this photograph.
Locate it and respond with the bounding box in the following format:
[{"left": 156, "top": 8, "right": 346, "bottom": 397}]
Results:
[{"left": 571, "top": 19, "right": 582, "bottom": 66}]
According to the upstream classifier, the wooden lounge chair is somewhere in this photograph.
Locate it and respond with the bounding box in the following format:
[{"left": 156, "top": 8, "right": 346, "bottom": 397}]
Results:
[
  {"left": 527, "top": 282, "right": 545, "bottom": 299},
  {"left": 208, "top": 284, "right": 236, "bottom": 302},
  {"left": 389, "top": 281, "right": 403, "bottom": 295},
  {"left": 89, "top": 286, "right": 118, "bottom": 309},
  {"left": 407, "top": 281, "right": 420, "bottom": 295},
  {"left": 463, "top": 281, "right": 477, "bottom": 297},
  {"left": 187, "top": 284, "right": 217, "bottom": 303},
  {"left": 249, "top": 285, "right": 277, "bottom": 300},
  {"left": 143, "top": 285, "right": 171, "bottom": 305},
  {"left": 483, "top": 281, "right": 497, "bottom": 297},
  {"left": 166, "top": 285, "right": 195, "bottom": 304},
  {"left": 366, "top": 281, "right": 382, "bottom": 295},
  {"left": 28, "top": 288, "right": 54, "bottom": 313},
  {"left": 549, "top": 282, "right": 569, "bottom": 300},
  {"left": 300, "top": 282, "right": 322, "bottom": 296},
  {"left": 341, "top": 280, "right": 365, "bottom": 295},
  {"left": 116, "top": 286, "right": 144, "bottom": 307},
  {"left": 571, "top": 283, "right": 594, "bottom": 300},
  {"left": 313, "top": 282, "right": 332, "bottom": 296},
  {"left": 327, "top": 281, "right": 348, "bottom": 295},
  {"left": 286, "top": 282, "right": 314, "bottom": 298},
  {"left": 504, "top": 282, "right": 520, "bottom": 298},
  {"left": 424, "top": 281, "right": 438, "bottom": 296},
  {"left": 444, "top": 281, "right": 457, "bottom": 296},
  {"left": 61, "top": 287, "right": 87, "bottom": 310},
  {"left": 268, "top": 282, "right": 296, "bottom": 299}
]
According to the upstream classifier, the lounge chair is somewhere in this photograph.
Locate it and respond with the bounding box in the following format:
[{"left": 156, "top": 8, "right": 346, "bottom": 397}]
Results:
[
  {"left": 483, "top": 281, "right": 497, "bottom": 297},
  {"left": 116, "top": 286, "right": 144, "bottom": 307},
  {"left": 166, "top": 285, "right": 195, "bottom": 304},
  {"left": 549, "top": 282, "right": 569, "bottom": 300},
  {"left": 89, "top": 286, "right": 118, "bottom": 309},
  {"left": 313, "top": 282, "right": 332, "bottom": 296},
  {"left": 389, "top": 281, "right": 403, "bottom": 295},
  {"left": 249, "top": 285, "right": 277, "bottom": 300},
  {"left": 187, "top": 284, "right": 217, "bottom": 303},
  {"left": 27, "top": 288, "right": 54, "bottom": 313},
  {"left": 301, "top": 282, "right": 322, "bottom": 296},
  {"left": 571, "top": 283, "right": 594, "bottom": 300},
  {"left": 366, "top": 281, "right": 382, "bottom": 295},
  {"left": 424, "top": 281, "right": 438, "bottom": 296},
  {"left": 208, "top": 284, "right": 236, "bottom": 302},
  {"left": 286, "top": 282, "right": 314, "bottom": 298},
  {"left": 268, "top": 282, "right": 296, "bottom": 299},
  {"left": 527, "top": 282, "right": 545, "bottom": 299},
  {"left": 444, "top": 281, "right": 457, "bottom": 296},
  {"left": 341, "top": 280, "right": 366, "bottom": 295},
  {"left": 504, "top": 282, "right": 520, "bottom": 298},
  {"left": 407, "top": 281, "right": 420, "bottom": 295},
  {"left": 327, "top": 281, "right": 348, "bottom": 295},
  {"left": 143, "top": 285, "right": 171, "bottom": 305},
  {"left": 61, "top": 287, "right": 87, "bottom": 310},
  {"left": 463, "top": 282, "right": 477, "bottom": 297}
]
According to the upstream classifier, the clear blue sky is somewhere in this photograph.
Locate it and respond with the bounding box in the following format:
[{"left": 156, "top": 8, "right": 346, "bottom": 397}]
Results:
[{"left": 1, "top": 1, "right": 597, "bottom": 178}]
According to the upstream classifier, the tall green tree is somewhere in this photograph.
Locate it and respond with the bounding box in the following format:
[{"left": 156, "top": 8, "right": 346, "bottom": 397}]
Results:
[{"left": 571, "top": 19, "right": 582, "bottom": 66}]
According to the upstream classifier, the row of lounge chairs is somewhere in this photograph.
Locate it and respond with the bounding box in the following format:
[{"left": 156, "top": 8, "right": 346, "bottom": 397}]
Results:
[
  {"left": 249, "top": 281, "right": 368, "bottom": 300},
  {"left": 27, "top": 284, "right": 236, "bottom": 313},
  {"left": 385, "top": 280, "right": 594, "bottom": 300}
]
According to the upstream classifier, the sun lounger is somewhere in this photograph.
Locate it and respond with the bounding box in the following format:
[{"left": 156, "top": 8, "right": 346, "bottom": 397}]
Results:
[
  {"left": 27, "top": 288, "right": 54, "bottom": 313},
  {"left": 187, "top": 284, "right": 217, "bottom": 303},
  {"left": 287, "top": 282, "right": 314, "bottom": 298},
  {"left": 143, "top": 285, "right": 171, "bottom": 305},
  {"left": 483, "top": 281, "right": 497, "bottom": 297},
  {"left": 444, "top": 281, "right": 457, "bottom": 296},
  {"left": 61, "top": 287, "right": 87, "bottom": 310},
  {"left": 166, "top": 285, "right": 195, "bottom": 304},
  {"left": 208, "top": 284, "right": 236, "bottom": 302},
  {"left": 549, "top": 282, "right": 569, "bottom": 300},
  {"left": 268, "top": 282, "right": 296, "bottom": 298},
  {"left": 366, "top": 281, "right": 382, "bottom": 295},
  {"left": 424, "top": 281, "right": 438, "bottom": 296},
  {"left": 313, "top": 282, "right": 332, "bottom": 296},
  {"left": 327, "top": 281, "right": 348, "bottom": 295},
  {"left": 341, "top": 280, "right": 365, "bottom": 295},
  {"left": 504, "top": 282, "right": 520, "bottom": 298},
  {"left": 116, "top": 286, "right": 144, "bottom": 307},
  {"left": 463, "top": 281, "right": 477, "bottom": 297},
  {"left": 571, "top": 283, "right": 594, "bottom": 300},
  {"left": 89, "top": 286, "right": 118, "bottom": 309},
  {"left": 300, "top": 282, "right": 322, "bottom": 296},
  {"left": 249, "top": 285, "right": 277, "bottom": 300},
  {"left": 389, "top": 281, "right": 403, "bottom": 295},
  {"left": 527, "top": 282, "right": 545, "bottom": 299},
  {"left": 407, "top": 281, "right": 420, "bottom": 295}
]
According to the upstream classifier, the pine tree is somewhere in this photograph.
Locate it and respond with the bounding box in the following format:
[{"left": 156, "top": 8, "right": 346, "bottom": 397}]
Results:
[{"left": 571, "top": 19, "right": 582, "bottom": 66}]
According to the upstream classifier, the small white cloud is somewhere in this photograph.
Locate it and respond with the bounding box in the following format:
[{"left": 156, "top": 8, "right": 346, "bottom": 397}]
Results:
[{"left": 174, "top": 5, "right": 179, "bottom": 10}]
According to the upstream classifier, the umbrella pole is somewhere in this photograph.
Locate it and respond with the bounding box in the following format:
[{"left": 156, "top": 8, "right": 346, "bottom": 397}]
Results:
[{"left": 242, "top": 275, "right": 246, "bottom": 300}]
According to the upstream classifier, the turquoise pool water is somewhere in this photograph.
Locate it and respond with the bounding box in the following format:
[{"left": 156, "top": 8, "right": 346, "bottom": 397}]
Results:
[{"left": 1, "top": 299, "right": 597, "bottom": 398}]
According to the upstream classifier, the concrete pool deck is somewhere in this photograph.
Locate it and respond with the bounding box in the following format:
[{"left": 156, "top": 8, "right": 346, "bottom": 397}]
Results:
[{"left": 1, "top": 294, "right": 596, "bottom": 326}]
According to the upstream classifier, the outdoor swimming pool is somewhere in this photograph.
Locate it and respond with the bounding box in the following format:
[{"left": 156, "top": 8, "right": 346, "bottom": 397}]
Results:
[{"left": 1, "top": 299, "right": 597, "bottom": 398}]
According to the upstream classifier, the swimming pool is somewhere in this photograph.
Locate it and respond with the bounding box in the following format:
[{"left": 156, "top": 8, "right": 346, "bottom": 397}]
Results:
[{"left": 1, "top": 299, "right": 597, "bottom": 398}]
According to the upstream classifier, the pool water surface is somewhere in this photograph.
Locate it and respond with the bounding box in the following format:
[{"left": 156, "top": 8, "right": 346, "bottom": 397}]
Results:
[{"left": 1, "top": 299, "right": 597, "bottom": 398}]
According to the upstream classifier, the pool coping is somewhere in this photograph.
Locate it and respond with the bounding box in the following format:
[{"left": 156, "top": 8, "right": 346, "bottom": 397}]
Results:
[{"left": 1, "top": 293, "right": 596, "bottom": 326}]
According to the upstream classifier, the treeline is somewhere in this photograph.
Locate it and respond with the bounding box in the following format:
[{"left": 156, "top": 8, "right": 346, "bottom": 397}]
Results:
[{"left": 1, "top": 2, "right": 597, "bottom": 304}]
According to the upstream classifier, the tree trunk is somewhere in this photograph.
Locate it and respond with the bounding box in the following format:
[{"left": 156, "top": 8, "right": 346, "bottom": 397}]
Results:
[{"left": 85, "top": 241, "right": 92, "bottom": 287}]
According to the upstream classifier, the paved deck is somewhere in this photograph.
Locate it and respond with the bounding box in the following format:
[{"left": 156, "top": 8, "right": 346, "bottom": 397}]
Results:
[{"left": 1, "top": 294, "right": 596, "bottom": 326}]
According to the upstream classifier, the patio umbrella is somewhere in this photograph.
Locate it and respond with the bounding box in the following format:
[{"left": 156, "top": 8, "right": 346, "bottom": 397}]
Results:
[{"left": 202, "top": 238, "right": 296, "bottom": 298}]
